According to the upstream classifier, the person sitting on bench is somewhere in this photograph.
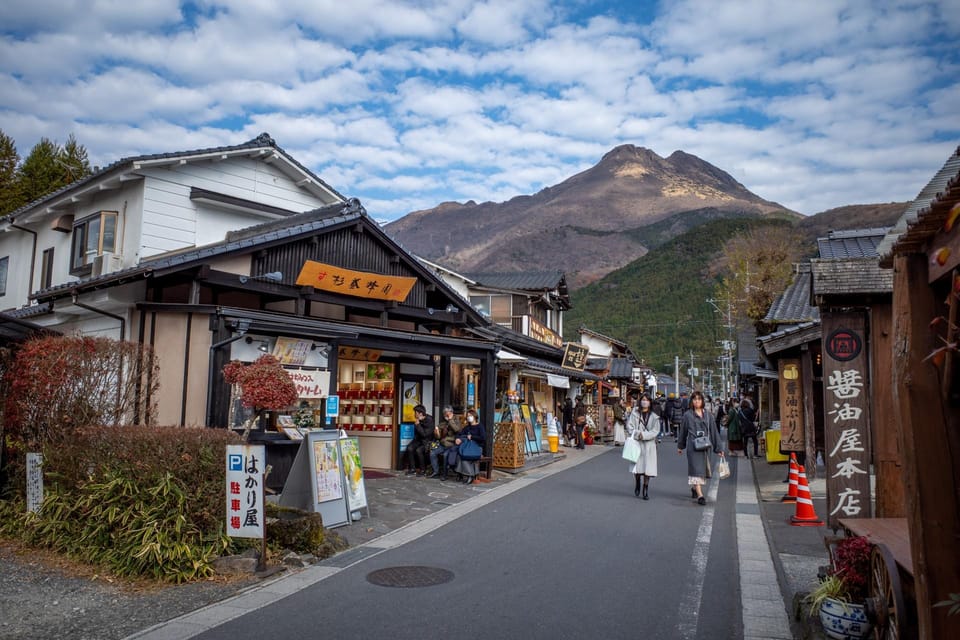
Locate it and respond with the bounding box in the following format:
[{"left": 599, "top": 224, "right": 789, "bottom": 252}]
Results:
[
  {"left": 429, "top": 406, "right": 462, "bottom": 480},
  {"left": 454, "top": 408, "right": 486, "bottom": 485}
]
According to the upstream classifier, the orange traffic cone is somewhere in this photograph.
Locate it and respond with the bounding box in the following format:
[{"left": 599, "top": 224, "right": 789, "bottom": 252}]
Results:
[
  {"left": 790, "top": 464, "right": 824, "bottom": 526},
  {"left": 781, "top": 453, "right": 798, "bottom": 503}
]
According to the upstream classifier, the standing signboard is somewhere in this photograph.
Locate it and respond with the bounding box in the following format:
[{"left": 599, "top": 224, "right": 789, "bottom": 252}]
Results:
[
  {"left": 225, "top": 444, "right": 266, "bottom": 539},
  {"left": 820, "top": 313, "right": 873, "bottom": 528},
  {"left": 339, "top": 436, "right": 368, "bottom": 515},
  {"left": 26, "top": 452, "right": 43, "bottom": 513},
  {"left": 778, "top": 359, "right": 805, "bottom": 452},
  {"left": 279, "top": 430, "right": 350, "bottom": 528}
]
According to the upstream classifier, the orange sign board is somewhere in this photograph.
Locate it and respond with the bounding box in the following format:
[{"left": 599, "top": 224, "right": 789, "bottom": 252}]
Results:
[{"left": 295, "top": 261, "right": 417, "bottom": 302}]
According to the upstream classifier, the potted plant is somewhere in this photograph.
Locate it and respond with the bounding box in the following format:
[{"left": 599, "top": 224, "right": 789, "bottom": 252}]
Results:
[{"left": 805, "top": 535, "right": 873, "bottom": 640}]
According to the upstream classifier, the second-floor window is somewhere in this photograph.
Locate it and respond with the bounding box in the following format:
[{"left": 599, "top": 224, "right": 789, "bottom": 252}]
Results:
[
  {"left": 71, "top": 211, "right": 117, "bottom": 273},
  {"left": 470, "top": 294, "right": 511, "bottom": 322},
  {"left": 0, "top": 256, "right": 8, "bottom": 296},
  {"left": 41, "top": 248, "right": 54, "bottom": 289}
]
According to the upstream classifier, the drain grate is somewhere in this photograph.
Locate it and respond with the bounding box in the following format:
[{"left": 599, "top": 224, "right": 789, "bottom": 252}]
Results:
[{"left": 366, "top": 566, "right": 454, "bottom": 588}]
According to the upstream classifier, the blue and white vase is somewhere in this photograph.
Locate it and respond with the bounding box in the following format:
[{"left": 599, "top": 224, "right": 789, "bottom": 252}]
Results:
[{"left": 819, "top": 597, "right": 872, "bottom": 640}]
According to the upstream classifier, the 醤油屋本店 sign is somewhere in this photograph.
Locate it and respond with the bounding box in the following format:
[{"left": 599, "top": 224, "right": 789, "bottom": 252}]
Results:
[{"left": 295, "top": 261, "right": 417, "bottom": 302}]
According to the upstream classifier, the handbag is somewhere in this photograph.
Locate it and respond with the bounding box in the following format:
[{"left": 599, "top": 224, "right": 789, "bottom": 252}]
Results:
[
  {"left": 718, "top": 457, "right": 731, "bottom": 480},
  {"left": 693, "top": 431, "right": 711, "bottom": 451},
  {"left": 622, "top": 434, "right": 642, "bottom": 463},
  {"left": 459, "top": 438, "right": 482, "bottom": 461}
]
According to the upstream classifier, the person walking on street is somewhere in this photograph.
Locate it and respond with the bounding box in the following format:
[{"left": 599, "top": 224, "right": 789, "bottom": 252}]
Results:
[
  {"left": 627, "top": 392, "right": 660, "bottom": 500},
  {"left": 573, "top": 396, "right": 587, "bottom": 449},
  {"left": 739, "top": 396, "right": 760, "bottom": 459},
  {"left": 726, "top": 398, "right": 743, "bottom": 456},
  {"left": 678, "top": 390, "right": 724, "bottom": 505},
  {"left": 612, "top": 397, "right": 627, "bottom": 446},
  {"left": 561, "top": 397, "right": 574, "bottom": 447}
]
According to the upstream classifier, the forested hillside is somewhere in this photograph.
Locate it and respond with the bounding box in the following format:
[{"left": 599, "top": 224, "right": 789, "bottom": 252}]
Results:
[{"left": 564, "top": 216, "right": 795, "bottom": 372}]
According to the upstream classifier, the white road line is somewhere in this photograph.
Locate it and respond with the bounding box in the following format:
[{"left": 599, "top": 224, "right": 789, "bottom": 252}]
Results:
[{"left": 675, "top": 476, "right": 719, "bottom": 640}]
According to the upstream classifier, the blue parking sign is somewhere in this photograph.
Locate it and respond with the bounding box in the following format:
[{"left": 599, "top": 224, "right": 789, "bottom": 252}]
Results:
[{"left": 228, "top": 454, "right": 243, "bottom": 471}]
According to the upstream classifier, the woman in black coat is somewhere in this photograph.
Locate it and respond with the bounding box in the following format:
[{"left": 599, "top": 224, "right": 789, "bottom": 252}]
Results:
[
  {"left": 678, "top": 390, "right": 724, "bottom": 505},
  {"left": 455, "top": 408, "right": 486, "bottom": 484}
]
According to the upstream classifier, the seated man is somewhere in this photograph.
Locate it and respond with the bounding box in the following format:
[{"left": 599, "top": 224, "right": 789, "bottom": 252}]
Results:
[
  {"left": 404, "top": 404, "right": 434, "bottom": 475},
  {"left": 428, "top": 406, "right": 462, "bottom": 480}
]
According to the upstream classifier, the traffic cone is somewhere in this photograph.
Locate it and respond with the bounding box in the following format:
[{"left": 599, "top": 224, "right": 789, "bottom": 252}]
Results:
[
  {"left": 789, "top": 465, "right": 824, "bottom": 526},
  {"left": 781, "top": 454, "right": 798, "bottom": 503}
]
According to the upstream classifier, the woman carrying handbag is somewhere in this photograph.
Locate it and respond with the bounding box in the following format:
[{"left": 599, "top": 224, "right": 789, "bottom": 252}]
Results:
[
  {"left": 454, "top": 408, "right": 486, "bottom": 484},
  {"left": 626, "top": 393, "right": 660, "bottom": 500},
  {"left": 677, "top": 390, "right": 724, "bottom": 505}
]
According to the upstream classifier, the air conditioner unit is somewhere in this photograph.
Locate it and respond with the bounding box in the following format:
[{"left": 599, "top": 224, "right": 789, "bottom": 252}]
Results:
[{"left": 91, "top": 252, "right": 123, "bottom": 277}]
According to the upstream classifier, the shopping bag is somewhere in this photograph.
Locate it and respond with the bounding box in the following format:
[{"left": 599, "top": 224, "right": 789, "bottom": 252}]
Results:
[
  {"left": 622, "top": 435, "right": 641, "bottom": 463},
  {"left": 718, "top": 458, "right": 731, "bottom": 480}
]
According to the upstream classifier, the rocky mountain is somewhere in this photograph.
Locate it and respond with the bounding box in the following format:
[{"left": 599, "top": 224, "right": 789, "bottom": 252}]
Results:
[{"left": 385, "top": 145, "right": 798, "bottom": 287}]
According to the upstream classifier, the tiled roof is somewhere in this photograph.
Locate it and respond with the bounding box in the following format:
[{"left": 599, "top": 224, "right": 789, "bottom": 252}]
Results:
[
  {"left": 764, "top": 263, "right": 820, "bottom": 324},
  {"left": 817, "top": 228, "right": 889, "bottom": 259},
  {"left": 810, "top": 258, "right": 893, "bottom": 296},
  {"left": 878, "top": 146, "right": 960, "bottom": 265},
  {"left": 521, "top": 356, "right": 600, "bottom": 381},
  {"left": 462, "top": 271, "right": 565, "bottom": 291},
  {"left": 757, "top": 321, "right": 822, "bottom": 356},
  {"left": 4, "top": 133, "right": 345, "bottom": 221}
]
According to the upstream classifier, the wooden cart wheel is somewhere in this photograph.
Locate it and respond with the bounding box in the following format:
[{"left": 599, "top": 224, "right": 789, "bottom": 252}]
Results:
[{"left": 868, "top": 543, "right": 905, "bottom": 640}]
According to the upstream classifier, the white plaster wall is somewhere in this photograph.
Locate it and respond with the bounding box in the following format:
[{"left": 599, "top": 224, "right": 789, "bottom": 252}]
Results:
[{"left": 581, "top": 334, "right": 613, "bottom": 357}]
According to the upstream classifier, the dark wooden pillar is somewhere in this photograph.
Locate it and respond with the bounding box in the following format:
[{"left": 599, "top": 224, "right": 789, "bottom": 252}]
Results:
[
  {"left": 891, "top": 254, "right": 960, "bottom": 639},
  {"left": 801, "top": 346, "right": 818, "bottom": 478},
  {"left": 869, "top": 301, "right": 904, "bottom": 517}
]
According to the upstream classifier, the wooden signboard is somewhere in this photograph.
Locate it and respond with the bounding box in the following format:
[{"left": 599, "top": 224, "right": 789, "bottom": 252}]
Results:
[
  {"left": 777, "top": 359, "right": 805, "bottom": 451},
  {"left": 296, "top": 260, "right": 417, "bottom": 302},
  {"left": 561, "top": 343, "right": 589, "bottom": 370},
  {"left": 820, "top": 312, "right": 873, "bottom": 528}
]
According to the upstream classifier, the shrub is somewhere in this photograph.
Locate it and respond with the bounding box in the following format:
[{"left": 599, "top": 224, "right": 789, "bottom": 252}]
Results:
[
  {"left": 3, "top": 335, "right": 159, "bottom": 447},
  {"left": 1, "top": 426, "right": 248, "bottom": 582}
]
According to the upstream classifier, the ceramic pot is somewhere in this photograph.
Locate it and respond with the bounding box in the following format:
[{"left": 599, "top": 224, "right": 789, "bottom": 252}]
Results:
[{"left": 818, "top": 597, "right": 872, "bottom": 640}]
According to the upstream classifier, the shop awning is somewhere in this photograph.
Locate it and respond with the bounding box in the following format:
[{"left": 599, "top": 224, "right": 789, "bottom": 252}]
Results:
[
  {"left": 755, "top": 368, "right": 779, "bottom": 379},
  {"left": 496, "top": 348, "right": 527, "bottom": 362},
  {"left": 547, "top": 374, "right": 570, "bottom": 388},
  {"left": 521, "top": 357, "right": 600, "bottom": 381}
]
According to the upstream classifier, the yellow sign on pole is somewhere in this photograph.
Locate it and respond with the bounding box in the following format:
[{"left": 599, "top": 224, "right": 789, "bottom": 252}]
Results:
[{"left": 295, "top": 261, "right": 417, "bottom": 302}]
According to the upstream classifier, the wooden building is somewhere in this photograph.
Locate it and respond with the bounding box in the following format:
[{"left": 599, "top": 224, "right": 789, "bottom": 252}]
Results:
[{"left": 876, "top": 146, "right": 960, "bottom": 640}]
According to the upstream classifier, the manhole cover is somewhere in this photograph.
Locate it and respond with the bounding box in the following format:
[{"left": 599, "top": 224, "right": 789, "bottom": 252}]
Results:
[{"left": 366, "top": 566, "right": 454, "bottom": 588}]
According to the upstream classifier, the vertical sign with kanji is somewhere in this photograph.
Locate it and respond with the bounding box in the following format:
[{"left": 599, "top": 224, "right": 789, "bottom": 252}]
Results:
[
  {"left": 820, "top": 313, "right": 872, "bottom": 528},
  {"left": 778, "top": 360, "right": 805, "bottom": 451},
  {"left": 26, "top": 452, "right": 43, "bottom": 513},
  {"left": 225, "top": 445, "right": 265, "bottom": 539}
]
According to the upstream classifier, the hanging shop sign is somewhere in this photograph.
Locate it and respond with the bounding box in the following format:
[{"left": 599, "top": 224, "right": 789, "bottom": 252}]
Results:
[
  {"left": 820, "top": 314, "right": 872, "bottom": 529},
  {"left": 777, "top": 359, "right": 804, "bottom": 452},
  {"left": 296, "top": 260, "right": 417, "bottom": 302},
  {"left": 339, "top": 346, "right": 382, "bottom": 361},
  {"left": 287, "top": 369, "right": 330, "bottom": 399},
  {"left": 528, "top": 316, "right": 563, "bottom": 348},
  {"left": 561, "top": 342, "right": 589, "bottom": 370},
  {"left": 273, "top": 337, "right": 312, "bottom": 365}
]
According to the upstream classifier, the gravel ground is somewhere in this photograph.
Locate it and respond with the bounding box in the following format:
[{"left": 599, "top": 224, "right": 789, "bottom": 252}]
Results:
[{"left": 0, "top": 542, "right": 265, "bottom": 640}]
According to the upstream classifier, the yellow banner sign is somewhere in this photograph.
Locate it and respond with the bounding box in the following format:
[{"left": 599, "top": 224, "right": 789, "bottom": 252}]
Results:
[{"left": 296, "top": 261, "right": 417, "bottom": 302}]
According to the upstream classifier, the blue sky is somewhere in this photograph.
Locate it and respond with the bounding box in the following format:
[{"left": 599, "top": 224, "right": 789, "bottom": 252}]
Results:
[{"left": 1, "top": 0, "right": 959, "bottom": 221}]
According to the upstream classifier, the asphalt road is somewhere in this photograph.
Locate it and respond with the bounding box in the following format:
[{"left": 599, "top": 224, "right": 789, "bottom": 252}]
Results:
[{"left": 195, "top": 444, "right": 743, "bottom": 640}]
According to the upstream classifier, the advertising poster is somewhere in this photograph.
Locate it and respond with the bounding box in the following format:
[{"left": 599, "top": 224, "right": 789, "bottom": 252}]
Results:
[
  {"left": 272, "top": 337, "right": 311, "bottom": 365},
  {"left": 401, "top": 380, "right": 421, "bottom": 421},
  {"left": 339, "top": 437, "right": 368, "bottom": 511},
  {"left": 313, "top": 439, "right": 343, "bottom": 503},
  {"left": 399, "top": 422, "right": 415, "bottom": 456}
]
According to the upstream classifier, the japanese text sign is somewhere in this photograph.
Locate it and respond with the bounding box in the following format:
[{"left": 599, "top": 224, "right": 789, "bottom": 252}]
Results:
[
  {"left": 225, "top": 445, "right": 265, "bottom": 539},
  {"left": 295, "top": 260, "right": 417, "bottom": 302},
  {"left": 26, "top": 452, "right": 43, "bottom": 513},
  {"left": 287, "top": 369, "right": 330, "bottom": 399},
  {"left": 820, "top": 314, "right": 872, "bottom": 528},
  {"left": 561, "top": 343, "right": 589, "bottom": 370},
  {"left": 273, "top": 337, "right": 311, "bottom": 365},
  {"left": 777, "top": 360, "right": 805, "bottom": 452}
]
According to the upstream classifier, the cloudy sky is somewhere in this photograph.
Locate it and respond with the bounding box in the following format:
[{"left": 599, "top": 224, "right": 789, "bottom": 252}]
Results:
[{"left": 2, "top": 0, "right": 958, "bottom": 221}]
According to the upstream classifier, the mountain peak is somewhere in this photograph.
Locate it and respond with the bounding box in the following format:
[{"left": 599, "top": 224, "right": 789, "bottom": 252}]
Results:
[{"left": 601, "top": 144, "right": 663, "bottom": 164}]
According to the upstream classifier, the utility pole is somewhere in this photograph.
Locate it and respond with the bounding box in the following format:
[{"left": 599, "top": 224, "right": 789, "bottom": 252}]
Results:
[
  {"left": 689, "top": 350, "right": 696, "bottom": 390},
  {"left": 707, "top": 297, "right": 735, "bottom": 400},
  {"left": 674, "top": 355, "right": 679, "bottom": 398}
]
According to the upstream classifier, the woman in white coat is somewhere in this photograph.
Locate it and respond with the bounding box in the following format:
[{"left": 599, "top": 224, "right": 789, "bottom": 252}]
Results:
[{"left": 627, "top": 392, "right": 659, "bottom": 500}]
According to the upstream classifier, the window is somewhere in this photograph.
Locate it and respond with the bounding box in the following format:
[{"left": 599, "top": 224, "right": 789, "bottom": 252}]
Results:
[
  {"left": 40, "top": 248, "right": 54, "bottom": 289},
  {"left": 71, "top": 211, "right": 117, "bottom": 273},
  {"left": 469, "top": 294, "right": 511, "bottom": 322},
  {"left": 0, "top": 256, "right": 7, "bottom": 296}
]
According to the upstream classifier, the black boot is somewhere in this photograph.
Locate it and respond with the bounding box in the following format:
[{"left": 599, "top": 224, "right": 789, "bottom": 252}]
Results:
[
  {"left": 634, "top": 474, "right": 642, "bottom": 497},
  {"left": 642, "top": 483, "right": 649, "bottom": 500}
]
